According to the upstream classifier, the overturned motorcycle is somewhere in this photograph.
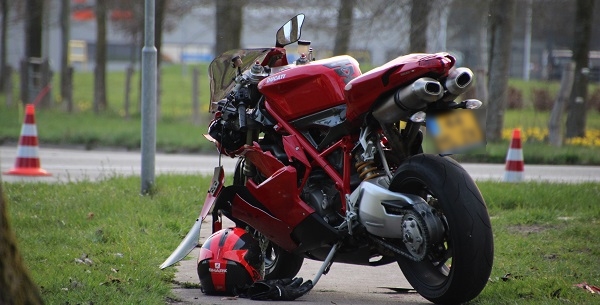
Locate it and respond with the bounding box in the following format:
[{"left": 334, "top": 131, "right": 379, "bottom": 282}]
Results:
[{"left": 161, "top": 14, "right": 493, "bottom": 304}]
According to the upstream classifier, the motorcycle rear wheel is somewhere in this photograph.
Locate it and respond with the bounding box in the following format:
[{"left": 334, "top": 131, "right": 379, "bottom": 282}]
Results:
[{"left": 389, "top": 154, "right": 493, "bottom": 304}]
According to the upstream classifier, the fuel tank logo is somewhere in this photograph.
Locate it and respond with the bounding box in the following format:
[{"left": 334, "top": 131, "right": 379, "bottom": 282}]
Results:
[
  {"left": 324, "top": 60, "right": 357, "bottom": 84},
  {"left": 265, "top": 74, "right": 286, "bottom": 84}
]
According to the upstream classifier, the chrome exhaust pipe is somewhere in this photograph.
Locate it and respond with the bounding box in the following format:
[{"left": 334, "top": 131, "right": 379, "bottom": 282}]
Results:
[
  {"left": 372, "top": 77, "right": 443, "bottom": 123},
  {"left": 443, "top": 67, "right": 474, "bottom": 101}
]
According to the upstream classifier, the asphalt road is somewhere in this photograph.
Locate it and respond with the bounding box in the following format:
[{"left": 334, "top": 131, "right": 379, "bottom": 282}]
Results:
[
  {"left": 2, "top": 145, "right": 600, "bottom": 183},
  {"left": 2, "top": 145, "right": 600, "bottom": 304}
]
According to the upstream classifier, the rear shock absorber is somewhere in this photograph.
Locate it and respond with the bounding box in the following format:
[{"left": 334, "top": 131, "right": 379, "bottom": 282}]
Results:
[
  {"left": 355, "top": 158, "right": 380, "bottom": 180},
  {"left": 354, "top": 143, "right": 383, "bottom": 180},
  {"left": 354, "top": 127, "right": 384, "bottom": 180}
]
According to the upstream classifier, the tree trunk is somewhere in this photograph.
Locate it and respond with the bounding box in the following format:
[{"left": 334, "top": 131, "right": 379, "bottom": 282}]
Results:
[
  {"left": 0, "top": 183, "right": 44, "bottom": 305},
  {"left": 333, "top": 0, "right": 355, "bottom": 56},
  {"left": 0, "top": 0, "right": 9, "bottom": 93},
  {"left": 548, "top": 62, "right": 575, "bottom": 146},
  {"left": 215, "top": 0, "right": 244, "bottom": 56},
  {"left": 60, "top": 0, "right": 72, "bottom": 112},
  {"left": 486, "top": 0, "right": 516, "bottom": 142},
  {"left": 473, "top": 0, "right": 490, "bottom": 103},
  {"left": 409, "top": 0, "right": 432, "bottom": 53},
  {"left": 22, "top": 0, "right": 44, "bottom": 106},
  {"left": 427, "top": 0, "right": 451, "bottom": 53},
  {"left": 566, "top": 0, "right": 595, "bottom": 139},
  {"left": 25, "top": 0, "right": 43, "bottom": 59},
  {"left": 94, "top": 0, "right": 107, "bottom": 113}
]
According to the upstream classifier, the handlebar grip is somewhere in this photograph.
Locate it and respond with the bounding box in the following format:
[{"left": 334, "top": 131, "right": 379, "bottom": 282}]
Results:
[{"left": 238, "top": 103, "right": 247, "bottom": 132}]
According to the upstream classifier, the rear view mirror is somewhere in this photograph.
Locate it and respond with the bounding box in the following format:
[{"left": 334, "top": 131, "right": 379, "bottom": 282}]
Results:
[{"left": 276, "top": 14, "right": 305, "bottom": 47}]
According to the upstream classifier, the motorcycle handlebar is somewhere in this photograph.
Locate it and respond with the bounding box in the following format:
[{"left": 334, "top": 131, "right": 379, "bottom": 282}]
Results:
[{"left": 233, "top": 87, "right": 250, "bottom": 132}]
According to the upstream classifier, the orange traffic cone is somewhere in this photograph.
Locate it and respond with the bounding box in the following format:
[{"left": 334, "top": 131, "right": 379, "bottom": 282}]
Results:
[
  {"left": 4, "top": 104, "right": 51, "bottom": 176},
  {"left": 503, "top": 128, "right": 524, "bottom": 182}
]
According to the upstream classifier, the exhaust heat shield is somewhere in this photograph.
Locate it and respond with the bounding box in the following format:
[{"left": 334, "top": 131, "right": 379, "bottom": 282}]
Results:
[{"left": 372, "top": 77, "right": 443, "bottom": 123}]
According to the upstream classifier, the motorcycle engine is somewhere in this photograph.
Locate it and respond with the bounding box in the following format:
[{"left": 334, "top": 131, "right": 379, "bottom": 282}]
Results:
[{"left": 301, "top": 171, "right": 341, "bottom": 226}]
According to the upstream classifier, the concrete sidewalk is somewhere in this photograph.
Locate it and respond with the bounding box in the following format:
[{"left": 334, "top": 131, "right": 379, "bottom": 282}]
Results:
[{"left": 167, "top": 217, "right": 429, "bottom": 305}]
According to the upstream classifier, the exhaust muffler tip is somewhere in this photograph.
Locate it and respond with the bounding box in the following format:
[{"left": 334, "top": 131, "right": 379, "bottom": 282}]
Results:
[
  {"left": 411, "top": 77, "right": 444, "bottom": 101},
  {"left": 443, "top": 67, "right": 474, "bottom": 101}
]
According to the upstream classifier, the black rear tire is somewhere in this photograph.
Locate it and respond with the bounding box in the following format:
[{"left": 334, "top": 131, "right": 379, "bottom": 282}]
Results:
[{"left": 389, "top": 154, "right": 493, "bottom": 304}]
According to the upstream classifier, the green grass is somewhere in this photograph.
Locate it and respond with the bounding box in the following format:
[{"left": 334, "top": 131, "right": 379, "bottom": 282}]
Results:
[
  {"left": 1, "top": 63, "right": 216, "bottom": 153},
  {"left": 4, "top": 177, "right": 600, "bottom": 304},
  {"left": 476, "top": 181, "right": 600, "bottom": 304},
  {"left": 67, "top": 63, "right": 213, "bottom": 117},
  {"left": 0, "top": 108, "right": 214, "bottom": 152},
  {"left": 2, "top": 65, "right": 600, "bottom": 163},
  {"left": 5, "top": 174, "right": 211, "bottom": 305}
]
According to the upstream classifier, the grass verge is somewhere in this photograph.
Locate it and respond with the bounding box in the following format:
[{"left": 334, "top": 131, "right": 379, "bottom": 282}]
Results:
[
  {"left": 4, "top": 176, "right": 600, "bottom": 304},
  {"left": 477, "top": 181, "right": 600, "bottom": 304},
  {"left": 5, "top": 174, "right": 211, "bottom": 305}
]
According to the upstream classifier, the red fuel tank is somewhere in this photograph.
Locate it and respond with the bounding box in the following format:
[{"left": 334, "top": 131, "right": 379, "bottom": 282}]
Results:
[{"left": 258, "top": 56, "right": 361, "bottom": 121}]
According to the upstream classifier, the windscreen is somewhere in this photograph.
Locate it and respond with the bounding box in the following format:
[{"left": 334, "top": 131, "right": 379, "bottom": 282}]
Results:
[{"left": 208, "top": 48, "right": 271, "bottom": 112}]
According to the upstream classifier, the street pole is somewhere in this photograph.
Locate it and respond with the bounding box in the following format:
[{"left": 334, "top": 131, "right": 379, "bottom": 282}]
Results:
[
  {"left": 523, "top": 0, "right": 532, "bottom": 81},
  {"left": 141, "top": 0, "right": 157, "bottom": 194}
]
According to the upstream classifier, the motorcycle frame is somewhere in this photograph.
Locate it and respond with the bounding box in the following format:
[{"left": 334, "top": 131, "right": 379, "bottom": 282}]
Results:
[
  {"left": 213, "top": 54, "right": 459, "bottom": 255},
  {"left": 226, "top": 118, "right": 355, "bottom": 252}
]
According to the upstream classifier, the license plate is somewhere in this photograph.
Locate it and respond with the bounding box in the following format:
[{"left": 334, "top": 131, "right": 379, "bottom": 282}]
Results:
[{"left": 426, "top": 109, "right": 486, "bottom": 154}]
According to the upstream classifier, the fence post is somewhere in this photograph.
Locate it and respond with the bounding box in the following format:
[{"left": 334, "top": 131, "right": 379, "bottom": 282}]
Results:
[
  {"left": 192, "top": 67, "right": 200, "bottom": 125},
  {"left": 40, "top": 59, "right": 52, "bottom": 107},
  {"left": 19, "top": 59, "right": 28, "bottom": 105},
  {"left": 124, "top": 66, "right": 134, "bottom": 119},
  {"left": 65, "top": 66, "right": 73, "bottom": 112},
  {"left": 4, "top": 65, "right": 13, "bottom": 107}
]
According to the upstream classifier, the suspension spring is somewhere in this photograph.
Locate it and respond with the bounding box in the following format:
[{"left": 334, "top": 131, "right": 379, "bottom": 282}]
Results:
[{"left": 355, "top": 160, "right": 383, "bottom": 180}]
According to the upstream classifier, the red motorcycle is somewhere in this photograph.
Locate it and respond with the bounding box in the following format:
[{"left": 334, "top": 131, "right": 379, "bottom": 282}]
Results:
[{"left": 162, "top": 14, "right": 493, "bottom": 304}]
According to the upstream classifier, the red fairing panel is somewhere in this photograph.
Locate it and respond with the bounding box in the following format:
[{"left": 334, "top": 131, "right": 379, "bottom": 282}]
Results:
[
  {"left": 345, "top": 52, "right": 456, "bottom": 122},
  {"left": 232, "top": 144, "right": 316, "bottom": 251},
  {"left": 259, "top": 55, "right": 361, "bottom": 121},
  {"left": 232, "top": 193, "right": 298, "bottom": 251}
]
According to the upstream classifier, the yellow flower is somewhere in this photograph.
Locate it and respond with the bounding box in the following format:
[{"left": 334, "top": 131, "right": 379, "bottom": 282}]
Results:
[{"left": 502, "top": 128, "right": 600, "bottom": 147}]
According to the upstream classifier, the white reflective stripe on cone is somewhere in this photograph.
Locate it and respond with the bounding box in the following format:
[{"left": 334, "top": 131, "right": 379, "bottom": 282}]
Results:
[
  {"left": 20, "top": 124, "right": 38, "bottom": 136},
  {"left": 505, "top": 148, "right": 523, "bottom": 161},
  {"left": 16, "top": 145, "right": 40, "bottom": 158},
  {"left": 503, "top": 171, "right": 524, "bottom": 182}
]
